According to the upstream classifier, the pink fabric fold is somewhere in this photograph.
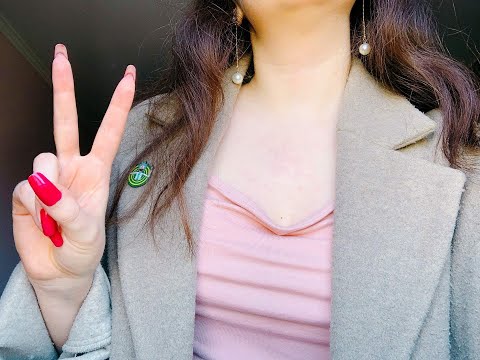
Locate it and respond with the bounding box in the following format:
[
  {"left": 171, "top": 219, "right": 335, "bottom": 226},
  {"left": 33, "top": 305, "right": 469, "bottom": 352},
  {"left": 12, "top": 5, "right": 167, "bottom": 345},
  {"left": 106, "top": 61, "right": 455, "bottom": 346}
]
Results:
[{"left": 193, "top": 175, "right": 334, "bottom": 360}]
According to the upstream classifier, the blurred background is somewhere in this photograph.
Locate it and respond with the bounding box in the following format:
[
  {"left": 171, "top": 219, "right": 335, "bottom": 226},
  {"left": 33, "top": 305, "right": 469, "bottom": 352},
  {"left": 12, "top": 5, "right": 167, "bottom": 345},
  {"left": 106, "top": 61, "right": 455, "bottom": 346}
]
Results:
[{"left": 0, "top": 0, "right": 479, "bottom": 294}]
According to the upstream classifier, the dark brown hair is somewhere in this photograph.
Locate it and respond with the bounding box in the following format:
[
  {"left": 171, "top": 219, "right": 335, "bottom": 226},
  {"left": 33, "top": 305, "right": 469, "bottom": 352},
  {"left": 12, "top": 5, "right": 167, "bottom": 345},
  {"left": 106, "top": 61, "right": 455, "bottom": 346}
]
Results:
[{"left": 107, "top": 0, "right": 480, "bottom": 253}]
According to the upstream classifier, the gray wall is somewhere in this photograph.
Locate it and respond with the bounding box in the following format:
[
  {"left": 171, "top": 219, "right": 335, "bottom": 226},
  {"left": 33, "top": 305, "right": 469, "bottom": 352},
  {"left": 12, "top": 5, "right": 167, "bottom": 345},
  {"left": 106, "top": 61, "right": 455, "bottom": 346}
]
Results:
[
  {"left": 0, "top": 31, "right": 54, "bottom": 292},
  {"left": 0, "top": 0, "right": 183, "bottom": 151}
]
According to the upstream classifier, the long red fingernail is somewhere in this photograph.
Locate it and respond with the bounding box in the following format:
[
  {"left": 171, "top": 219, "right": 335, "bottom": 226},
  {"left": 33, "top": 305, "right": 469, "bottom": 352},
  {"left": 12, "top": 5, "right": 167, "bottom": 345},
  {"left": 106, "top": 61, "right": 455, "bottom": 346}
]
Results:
[
  {"left": 40, "top": 209, "right": 58, "bottom": 237},
  {"left": 50, "top": 231, "right": 64, "bottom": 247},
  {"left": 28, "top": 173, "right": 62, "bottom": 206}
]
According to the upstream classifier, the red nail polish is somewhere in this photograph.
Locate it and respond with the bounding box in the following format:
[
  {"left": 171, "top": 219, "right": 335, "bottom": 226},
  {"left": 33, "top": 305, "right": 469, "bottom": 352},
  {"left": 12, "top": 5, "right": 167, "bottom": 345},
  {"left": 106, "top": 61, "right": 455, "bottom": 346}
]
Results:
[
  {"left": 50, "top": 231, "right": 64, "bottom": 247},
  {"left": 28, "top": 173, "right": 62, "bottom": 206},
  {"left": 40, "top": 209, "right": 58, "bottom": 237}
]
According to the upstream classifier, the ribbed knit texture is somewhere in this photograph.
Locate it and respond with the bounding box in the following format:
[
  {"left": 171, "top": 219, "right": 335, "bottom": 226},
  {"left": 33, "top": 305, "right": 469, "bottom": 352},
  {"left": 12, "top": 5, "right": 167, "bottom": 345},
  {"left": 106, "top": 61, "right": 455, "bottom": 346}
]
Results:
[{"left": 193, "top": 175, "right": 334, "bottom": 359}]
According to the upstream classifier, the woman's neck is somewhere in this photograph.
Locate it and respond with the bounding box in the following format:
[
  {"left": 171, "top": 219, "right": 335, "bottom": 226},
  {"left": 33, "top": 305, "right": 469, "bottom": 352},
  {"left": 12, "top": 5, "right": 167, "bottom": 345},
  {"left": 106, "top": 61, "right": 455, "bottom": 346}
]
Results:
[{"left": 244, "top": 5, "right": 352, "bottom": 118}]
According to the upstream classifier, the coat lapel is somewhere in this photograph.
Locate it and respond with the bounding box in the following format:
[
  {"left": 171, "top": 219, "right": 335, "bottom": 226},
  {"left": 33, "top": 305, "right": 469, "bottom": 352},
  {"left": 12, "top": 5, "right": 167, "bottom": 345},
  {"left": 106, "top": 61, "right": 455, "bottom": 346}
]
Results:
[
  {"left": 116, "top": 51, "right": 467, "bottom": 359},
  {"left": 114, "top": 55, "right": 253, "bottom": 359}
]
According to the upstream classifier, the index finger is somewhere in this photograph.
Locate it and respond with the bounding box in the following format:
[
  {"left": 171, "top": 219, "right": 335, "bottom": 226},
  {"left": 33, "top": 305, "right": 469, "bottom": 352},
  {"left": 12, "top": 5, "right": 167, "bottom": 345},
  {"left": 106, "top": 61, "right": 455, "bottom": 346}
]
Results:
[
  {"left": 52, "top": 44, "right": 80, "bottom": 160},
  {"left": 90, "top": 65, "right": 136, "bottom": 165}
]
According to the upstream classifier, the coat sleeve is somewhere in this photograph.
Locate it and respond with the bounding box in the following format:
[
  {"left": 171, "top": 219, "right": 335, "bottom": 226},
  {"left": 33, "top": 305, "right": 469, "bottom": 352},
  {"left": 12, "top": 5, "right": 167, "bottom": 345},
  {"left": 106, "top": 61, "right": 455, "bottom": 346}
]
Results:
[
  {"left": 423, "top": 109, "right": 480, "bottom": 357},
  {"left": 0, "top": 262, "right": 111, "bottom": 360},
  {"left": 449, "top": 157, "right": 480, "bottom": 358}
]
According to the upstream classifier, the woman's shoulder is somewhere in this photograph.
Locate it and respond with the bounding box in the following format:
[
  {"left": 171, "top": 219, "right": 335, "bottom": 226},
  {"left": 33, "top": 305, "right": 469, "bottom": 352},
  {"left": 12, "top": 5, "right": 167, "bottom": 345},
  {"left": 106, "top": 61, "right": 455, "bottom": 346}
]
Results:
[
  {"left": 120, "top": 94, "right": 165, "bottom": 149},
  {"left": 425, "top": 108, "right": 480, "bottom": 179},
  {"left": 114, "top": 93, "right": 174, "bottom": 167},
  {"left": 400, "top": 107, "right": 480, "bottom": 175},
  {"left": 400, "top": 106, "right": 480, "bottom": 218}
]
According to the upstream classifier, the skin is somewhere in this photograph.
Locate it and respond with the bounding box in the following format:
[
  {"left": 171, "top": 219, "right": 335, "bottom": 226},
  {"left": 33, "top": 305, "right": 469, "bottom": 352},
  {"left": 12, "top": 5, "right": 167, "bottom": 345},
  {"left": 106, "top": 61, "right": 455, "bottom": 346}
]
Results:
[
  {"left": 210, "top": 0, "right": 355, "bottom": 226},
  {"left": 11, "top": 0, "right": 355, "bottom": 352}
]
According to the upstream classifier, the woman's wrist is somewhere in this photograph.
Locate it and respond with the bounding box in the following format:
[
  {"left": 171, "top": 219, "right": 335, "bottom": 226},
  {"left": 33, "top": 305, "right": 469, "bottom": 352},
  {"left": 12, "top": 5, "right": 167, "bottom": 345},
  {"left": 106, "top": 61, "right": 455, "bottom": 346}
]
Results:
[
  {"left": 31, "top": 273, "right": 95, "bottom": 304},
  {"left": 31, "top": 274, "right": 95, "bottom": 349}
]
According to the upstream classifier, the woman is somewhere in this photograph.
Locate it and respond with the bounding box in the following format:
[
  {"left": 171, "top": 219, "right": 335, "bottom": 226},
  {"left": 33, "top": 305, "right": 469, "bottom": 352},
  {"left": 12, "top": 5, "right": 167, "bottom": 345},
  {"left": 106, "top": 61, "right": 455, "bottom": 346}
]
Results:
[{"left": 1, "top": 0, "right": 479, "bottom": 359}]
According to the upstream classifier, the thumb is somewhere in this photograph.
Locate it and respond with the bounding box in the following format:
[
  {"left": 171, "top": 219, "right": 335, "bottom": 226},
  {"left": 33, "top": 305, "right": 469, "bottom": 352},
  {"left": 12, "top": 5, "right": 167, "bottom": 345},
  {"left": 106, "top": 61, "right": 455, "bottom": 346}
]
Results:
[{"left": 28, "top": 172, "right": 88, "bottom": 235}]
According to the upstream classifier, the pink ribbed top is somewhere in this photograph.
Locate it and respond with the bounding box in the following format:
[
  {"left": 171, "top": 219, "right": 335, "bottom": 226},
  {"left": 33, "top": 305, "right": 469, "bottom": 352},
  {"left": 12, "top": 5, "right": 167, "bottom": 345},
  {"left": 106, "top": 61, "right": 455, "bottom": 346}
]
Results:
[{"left": 193, "top": 175, "right": 334, "bottom": 360}]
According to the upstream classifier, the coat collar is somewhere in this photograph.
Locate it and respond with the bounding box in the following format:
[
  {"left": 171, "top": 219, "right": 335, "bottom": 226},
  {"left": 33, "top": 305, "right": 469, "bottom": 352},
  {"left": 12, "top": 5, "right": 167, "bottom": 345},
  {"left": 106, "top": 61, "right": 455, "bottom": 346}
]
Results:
[
  {"left": 116, "top": 50, "right": 467, "bottom": 358},
  {"left": 336, "top": 56, "right": 437, "bottom": 150}
]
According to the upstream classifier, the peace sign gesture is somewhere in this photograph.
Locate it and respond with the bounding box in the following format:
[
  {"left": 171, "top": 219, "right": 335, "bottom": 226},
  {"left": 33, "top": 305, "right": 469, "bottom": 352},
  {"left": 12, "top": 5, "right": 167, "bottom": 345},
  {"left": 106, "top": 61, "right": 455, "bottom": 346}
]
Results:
[{"left": 11, "top": 44, "right": 135, "bottom": 299}]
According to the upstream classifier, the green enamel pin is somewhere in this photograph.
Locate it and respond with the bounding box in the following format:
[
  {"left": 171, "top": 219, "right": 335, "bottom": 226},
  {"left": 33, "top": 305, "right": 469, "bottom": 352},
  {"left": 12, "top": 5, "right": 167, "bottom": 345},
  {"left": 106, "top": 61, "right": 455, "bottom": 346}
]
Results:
[{"left": 128, "top": 161, "right": 153, "bottom": 188}]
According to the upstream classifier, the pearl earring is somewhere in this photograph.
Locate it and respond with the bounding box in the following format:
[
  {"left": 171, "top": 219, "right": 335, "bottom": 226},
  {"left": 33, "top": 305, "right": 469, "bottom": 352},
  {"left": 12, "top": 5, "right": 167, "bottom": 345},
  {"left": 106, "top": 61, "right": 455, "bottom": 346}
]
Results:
[
  {"left": 359, "top": 0, "right": 371, "bottom": 56},
  {"left": 231, "top": 9, "right": 244, "bottom": 85}
]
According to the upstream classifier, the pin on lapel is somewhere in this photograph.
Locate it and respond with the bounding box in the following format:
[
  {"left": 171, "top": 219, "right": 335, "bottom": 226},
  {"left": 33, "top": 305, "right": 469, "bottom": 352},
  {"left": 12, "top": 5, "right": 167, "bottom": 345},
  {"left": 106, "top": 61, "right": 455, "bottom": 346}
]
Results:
[{"left": 128, "top": 161, "right": 153, "bottom": 188}]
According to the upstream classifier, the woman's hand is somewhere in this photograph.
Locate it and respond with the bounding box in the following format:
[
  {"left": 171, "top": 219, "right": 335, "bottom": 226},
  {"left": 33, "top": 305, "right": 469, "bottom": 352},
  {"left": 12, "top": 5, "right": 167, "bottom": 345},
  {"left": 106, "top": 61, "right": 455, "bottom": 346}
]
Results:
[{"left": 11, "top": 43, "right": 135, "bottom": 299}]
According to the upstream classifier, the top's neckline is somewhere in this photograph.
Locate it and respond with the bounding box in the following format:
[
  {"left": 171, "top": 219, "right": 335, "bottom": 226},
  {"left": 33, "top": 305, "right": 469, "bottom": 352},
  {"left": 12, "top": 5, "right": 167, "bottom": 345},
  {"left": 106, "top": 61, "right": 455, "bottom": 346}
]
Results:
[{"left": 208, "top": 175, "right": 334, "bottom": 236}]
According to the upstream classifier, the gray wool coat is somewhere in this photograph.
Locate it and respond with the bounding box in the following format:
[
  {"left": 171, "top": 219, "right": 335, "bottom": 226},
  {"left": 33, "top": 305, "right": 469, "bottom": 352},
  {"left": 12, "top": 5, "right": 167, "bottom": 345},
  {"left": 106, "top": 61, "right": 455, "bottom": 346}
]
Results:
[{"left": 1, "top": 52, "right": 480, "bottom": 360}]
